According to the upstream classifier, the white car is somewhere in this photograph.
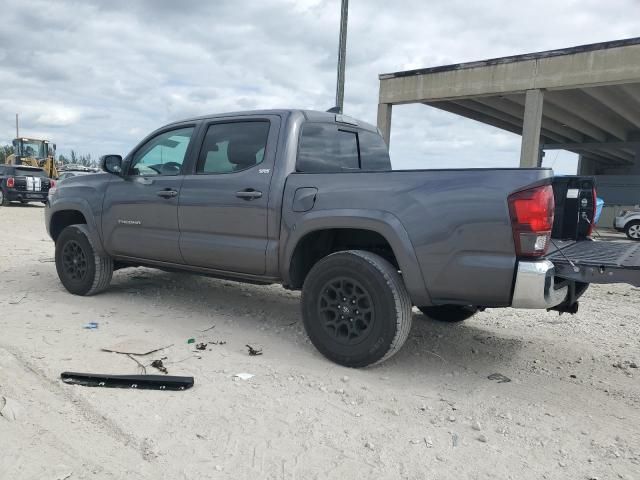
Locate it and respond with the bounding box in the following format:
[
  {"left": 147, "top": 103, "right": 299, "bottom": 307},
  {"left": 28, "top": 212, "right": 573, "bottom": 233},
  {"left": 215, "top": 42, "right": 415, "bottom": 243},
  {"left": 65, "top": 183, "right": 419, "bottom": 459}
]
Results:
[{"left": 614, "top": 208, "right": 640, "bottom": 241}]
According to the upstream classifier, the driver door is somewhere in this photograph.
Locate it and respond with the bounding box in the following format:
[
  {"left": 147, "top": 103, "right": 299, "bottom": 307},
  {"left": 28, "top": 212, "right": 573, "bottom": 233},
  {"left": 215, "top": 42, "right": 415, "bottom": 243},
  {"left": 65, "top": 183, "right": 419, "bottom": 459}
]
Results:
[{"left": 102, "top": 124, "right": 197, "bottom": 263}]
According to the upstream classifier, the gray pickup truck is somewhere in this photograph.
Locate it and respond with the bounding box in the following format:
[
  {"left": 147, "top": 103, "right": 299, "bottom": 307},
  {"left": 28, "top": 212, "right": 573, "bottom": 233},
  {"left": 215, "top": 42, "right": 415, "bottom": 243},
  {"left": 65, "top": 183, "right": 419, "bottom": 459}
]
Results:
[{"left": 45, "top": 109, "right": 640, "bottom": 367}]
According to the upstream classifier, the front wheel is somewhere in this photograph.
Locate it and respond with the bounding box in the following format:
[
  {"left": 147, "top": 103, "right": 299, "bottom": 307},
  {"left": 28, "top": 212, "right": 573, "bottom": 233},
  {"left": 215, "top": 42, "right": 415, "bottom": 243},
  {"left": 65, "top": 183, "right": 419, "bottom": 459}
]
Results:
[
  {"left": 625, "top": 221, "right": 640, "bottom": 241},
  {"left": 301, "top": 250, "right": 412, "bottom": 368},
  {"left": 55, "top": 225, "right": 113, "bottom": 295},
  {"left": 418, "top": 305, "right": 477, "bottom": 322}
]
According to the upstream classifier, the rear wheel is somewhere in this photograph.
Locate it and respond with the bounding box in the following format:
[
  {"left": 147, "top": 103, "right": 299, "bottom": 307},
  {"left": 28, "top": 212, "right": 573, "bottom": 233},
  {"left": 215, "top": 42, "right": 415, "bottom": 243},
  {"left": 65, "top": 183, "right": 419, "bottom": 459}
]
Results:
[
  {"left": 418, "top": 305, "right": 477, "bottom": 322},
  {"left": 301, "top": 250, "right": 412, "bottom": 368},
  {"left": 0, "top": 189, "right": 8, "bottom": 206},
  {"left": 625, "top": 221, "right": 640, "bottom": 241},
  {"left": 55, "top": 225, "right": 113, "bottom": 295}
]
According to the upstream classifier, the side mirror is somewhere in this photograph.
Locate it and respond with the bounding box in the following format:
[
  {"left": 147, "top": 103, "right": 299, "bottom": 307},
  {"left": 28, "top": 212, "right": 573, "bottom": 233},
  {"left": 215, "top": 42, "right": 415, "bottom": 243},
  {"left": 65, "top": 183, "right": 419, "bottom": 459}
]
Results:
[{"left": 101, "top": 154, "right": 123, "bottom": 175}]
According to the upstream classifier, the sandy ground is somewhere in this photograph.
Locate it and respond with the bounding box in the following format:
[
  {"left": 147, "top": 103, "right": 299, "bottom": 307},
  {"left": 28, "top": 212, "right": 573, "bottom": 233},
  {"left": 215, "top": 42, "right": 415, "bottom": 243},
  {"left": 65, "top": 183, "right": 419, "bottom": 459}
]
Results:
[{"left": 0, "top": 205, "right": 638, "bottom": 480}]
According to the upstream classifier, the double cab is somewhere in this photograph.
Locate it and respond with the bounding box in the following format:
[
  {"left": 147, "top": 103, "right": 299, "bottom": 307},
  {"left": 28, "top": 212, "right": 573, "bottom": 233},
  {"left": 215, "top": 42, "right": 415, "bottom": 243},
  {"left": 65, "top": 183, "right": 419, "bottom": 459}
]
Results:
[{"left": 45, "top": 109, "right": 640, "bottom": 367}]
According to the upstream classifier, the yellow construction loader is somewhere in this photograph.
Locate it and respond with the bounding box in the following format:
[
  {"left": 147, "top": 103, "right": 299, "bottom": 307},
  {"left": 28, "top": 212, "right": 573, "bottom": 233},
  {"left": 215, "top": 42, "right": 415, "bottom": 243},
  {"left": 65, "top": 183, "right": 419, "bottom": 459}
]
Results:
[{"left": 4, "top": 137, "right": 59, "bottom": 178}]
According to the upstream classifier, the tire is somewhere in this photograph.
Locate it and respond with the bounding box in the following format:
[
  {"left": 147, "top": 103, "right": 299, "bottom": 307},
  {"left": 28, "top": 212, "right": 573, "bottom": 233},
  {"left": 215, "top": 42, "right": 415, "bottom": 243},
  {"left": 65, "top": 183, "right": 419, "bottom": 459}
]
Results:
[
  {"left": 625, "top": 221, "right": 640, "bottom": 241},
  {"left": 55, "top": 225, "right": 113, "bottom": 296},
  {"left": 301, "top": 250, "right": 412, "bottom": 368},
  {"left": 0, "top": 189, "right": 8, "bottom": 206},
  {"left": 418, "top": 305, "right": 477, "bottom": 322}
]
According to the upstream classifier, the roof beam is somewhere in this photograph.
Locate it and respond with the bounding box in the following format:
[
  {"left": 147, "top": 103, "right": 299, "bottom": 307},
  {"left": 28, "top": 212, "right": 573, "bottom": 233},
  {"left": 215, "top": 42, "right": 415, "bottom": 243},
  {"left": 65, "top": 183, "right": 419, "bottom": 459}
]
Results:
[
  {"left": 595, "top": 148, "right": 635, "bottom": 163},
  {"left": 544, "top": 90, "right": 631, "bottom": 141},
  {"left": 617, "top": 83, "right": 640, "bottom": 104},
  {"left": 450, "top": 99, "right": 568, "bottom": 143},
  {"left": 577, "top": 147, "right": 632, "bottom": 163},
  {"left": 580, "top": 152, "right": 628, "bottom": 166},
  {"left": 473, "top": 96, "right": 584, "bottom": 142},
  {"left": 504, "top": 94, "right": 607, "bottom": 142},
  {"left": 424, "top": 101, "right": 523, "bottom": 136},
  {"left": 541, "top": 141, "right": 640, "bottom": 150},
  {"left": 581, "top": 86, "right": 640, "bottom": 128},
  {"left": 542, "top": 141, "right": 637, "bottom": 164}
]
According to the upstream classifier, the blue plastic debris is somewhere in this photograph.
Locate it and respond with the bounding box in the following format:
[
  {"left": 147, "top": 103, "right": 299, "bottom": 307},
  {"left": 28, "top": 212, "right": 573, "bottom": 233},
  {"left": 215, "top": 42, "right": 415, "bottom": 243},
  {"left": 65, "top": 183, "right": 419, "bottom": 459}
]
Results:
[
  {"left": 83, "top": 322, "right": 99, "bottom": 329},
  {"left": 595, "top": 197, "right": 604, "bottom": 224}
]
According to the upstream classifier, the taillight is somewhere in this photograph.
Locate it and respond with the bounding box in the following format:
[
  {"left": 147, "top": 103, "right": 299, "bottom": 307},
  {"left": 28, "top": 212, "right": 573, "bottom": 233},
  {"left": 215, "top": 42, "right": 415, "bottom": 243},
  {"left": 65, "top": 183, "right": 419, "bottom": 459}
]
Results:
[
  {"left": 50, "top": 179, "right": 56, "bottom": 188},
  {"left": 6, "top": 177, "right": 15, "bottom": 188},
  {"left": 508, "top": 184, "right": 554, "bottom": 258}
]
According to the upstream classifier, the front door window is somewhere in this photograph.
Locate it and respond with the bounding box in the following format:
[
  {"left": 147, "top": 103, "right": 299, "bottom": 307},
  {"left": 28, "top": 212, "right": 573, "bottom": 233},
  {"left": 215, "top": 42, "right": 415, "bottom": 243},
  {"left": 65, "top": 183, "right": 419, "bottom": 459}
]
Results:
[{"left": 129, "top": 127, "right": 194, "bottom": 176}]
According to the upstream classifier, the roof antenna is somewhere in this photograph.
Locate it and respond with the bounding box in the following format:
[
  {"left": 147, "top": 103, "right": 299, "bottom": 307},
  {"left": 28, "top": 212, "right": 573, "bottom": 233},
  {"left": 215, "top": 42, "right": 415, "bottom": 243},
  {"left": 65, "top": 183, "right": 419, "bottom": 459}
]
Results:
[{"left": 326, "top": 107, "right": 341, "bottom": 113}]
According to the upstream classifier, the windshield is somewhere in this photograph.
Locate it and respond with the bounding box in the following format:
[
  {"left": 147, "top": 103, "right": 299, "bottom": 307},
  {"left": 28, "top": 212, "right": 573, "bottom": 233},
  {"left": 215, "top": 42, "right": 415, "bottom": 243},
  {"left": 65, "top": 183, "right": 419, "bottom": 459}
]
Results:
[{"left": 20, "top": 140, "right": 46, "bottom": 158}]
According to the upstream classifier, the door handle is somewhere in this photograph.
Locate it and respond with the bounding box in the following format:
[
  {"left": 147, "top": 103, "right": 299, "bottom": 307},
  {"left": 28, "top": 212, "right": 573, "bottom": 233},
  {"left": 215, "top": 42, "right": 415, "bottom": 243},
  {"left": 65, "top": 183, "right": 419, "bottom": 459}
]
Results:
[
  {"left": 157, "top": 189, "right": 178, "bottom": 199},
  {"left": 236, "top": 189, "right": 262, "bottom": 200}
]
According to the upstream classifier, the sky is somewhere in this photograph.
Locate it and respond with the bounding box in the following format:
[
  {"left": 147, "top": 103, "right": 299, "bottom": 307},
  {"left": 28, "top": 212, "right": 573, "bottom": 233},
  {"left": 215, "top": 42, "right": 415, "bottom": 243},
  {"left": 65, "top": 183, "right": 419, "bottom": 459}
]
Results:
[{"left": 0, "top": 0, "right": 639, "bottom": 173}]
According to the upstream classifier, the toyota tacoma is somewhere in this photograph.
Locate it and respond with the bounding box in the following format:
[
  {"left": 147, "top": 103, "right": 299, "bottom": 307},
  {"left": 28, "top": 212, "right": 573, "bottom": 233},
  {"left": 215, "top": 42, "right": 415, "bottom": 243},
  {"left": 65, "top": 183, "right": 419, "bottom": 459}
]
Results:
[{"left": 45, "top": 109, "right": 640, "bottom": 367}]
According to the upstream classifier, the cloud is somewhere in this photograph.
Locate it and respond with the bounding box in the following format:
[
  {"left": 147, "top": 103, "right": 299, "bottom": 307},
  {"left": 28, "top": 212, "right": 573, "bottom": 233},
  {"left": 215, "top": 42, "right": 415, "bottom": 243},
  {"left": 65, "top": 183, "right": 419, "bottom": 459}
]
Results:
[
  {"left": 0, "top": 0, "right": 638, "bottom": 175},
  {"left": 35, "top": 107, "right": 81, "bottom": 127}
]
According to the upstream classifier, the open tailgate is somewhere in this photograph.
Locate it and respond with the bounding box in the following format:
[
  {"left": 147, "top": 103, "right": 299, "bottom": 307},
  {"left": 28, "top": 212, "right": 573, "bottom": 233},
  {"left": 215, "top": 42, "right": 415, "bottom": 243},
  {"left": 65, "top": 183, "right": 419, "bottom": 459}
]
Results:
[{"left": 546, "top": 240, "right": 640, "bottom": 286}]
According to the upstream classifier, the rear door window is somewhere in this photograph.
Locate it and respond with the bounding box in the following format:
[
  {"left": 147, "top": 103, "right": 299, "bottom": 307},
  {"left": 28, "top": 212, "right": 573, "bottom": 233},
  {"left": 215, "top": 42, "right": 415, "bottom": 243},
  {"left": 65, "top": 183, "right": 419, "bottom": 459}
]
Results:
[
  {"left": 197, "top": 121, "right": 270, "bottom": 174},
  {"left": 16, "top": 168, "right": 46, "bottom": 177},
  {"left": 297, "top": 124, "right": 359, "bottom": 172}
]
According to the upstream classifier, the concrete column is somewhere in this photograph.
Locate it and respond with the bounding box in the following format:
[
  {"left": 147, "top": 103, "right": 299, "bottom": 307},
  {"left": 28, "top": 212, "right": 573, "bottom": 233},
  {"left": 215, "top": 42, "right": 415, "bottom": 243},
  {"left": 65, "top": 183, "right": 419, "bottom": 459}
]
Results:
[
  {"left": 631, "top": 145, "right": 640, "bottom": 174},
  {"left": 520, "top": 89, "right": 544, "bottom": 168},
  {"left": 377, "top": 103, "right": 393, "bottom": 146},
  {"left": 577, "top": 154, "right": 596, "bottom": 175}
]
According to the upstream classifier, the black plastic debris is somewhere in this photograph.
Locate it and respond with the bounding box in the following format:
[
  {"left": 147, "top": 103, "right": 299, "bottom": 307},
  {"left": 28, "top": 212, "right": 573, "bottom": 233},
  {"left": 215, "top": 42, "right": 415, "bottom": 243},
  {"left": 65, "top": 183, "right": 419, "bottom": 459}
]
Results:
[
  {"left": 246, "top": 344, "right": 263, "bottom": 356},
  {"left": 61, "top": 372, "right": 193, "bottom": 390},
  {"left": 487, "top": 373, "right": 511, "bottom": 383},
  {"left": 195, "top": 343, "right": 208, "bottom": 351},
  {"left": 150, "top": 359, "right": 168, "bottom": 374}
]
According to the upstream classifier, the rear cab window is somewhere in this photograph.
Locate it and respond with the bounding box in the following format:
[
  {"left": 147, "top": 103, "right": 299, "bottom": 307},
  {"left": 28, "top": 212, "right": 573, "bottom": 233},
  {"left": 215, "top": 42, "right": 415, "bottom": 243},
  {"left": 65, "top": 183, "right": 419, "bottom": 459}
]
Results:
[{"left": 296, "top": 123, "right": 391, "bottom": 172}]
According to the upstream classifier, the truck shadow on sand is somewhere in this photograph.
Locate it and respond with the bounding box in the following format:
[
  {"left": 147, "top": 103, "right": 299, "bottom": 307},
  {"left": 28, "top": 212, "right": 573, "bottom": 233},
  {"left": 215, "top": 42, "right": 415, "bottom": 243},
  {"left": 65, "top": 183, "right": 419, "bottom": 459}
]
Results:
[{"left": 105, "top": 268, "right": 526, "bottom": 373}]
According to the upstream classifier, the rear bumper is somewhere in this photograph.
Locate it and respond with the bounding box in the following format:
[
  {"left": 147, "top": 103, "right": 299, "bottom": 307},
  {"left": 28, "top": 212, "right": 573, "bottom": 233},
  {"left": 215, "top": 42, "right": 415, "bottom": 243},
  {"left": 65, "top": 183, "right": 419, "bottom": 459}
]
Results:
[
  {"left": 511, "top": 260, "right": 568, "bottom": 309},
  {"left": 6, "top": 190, "right": 48, "bottom": 202}
]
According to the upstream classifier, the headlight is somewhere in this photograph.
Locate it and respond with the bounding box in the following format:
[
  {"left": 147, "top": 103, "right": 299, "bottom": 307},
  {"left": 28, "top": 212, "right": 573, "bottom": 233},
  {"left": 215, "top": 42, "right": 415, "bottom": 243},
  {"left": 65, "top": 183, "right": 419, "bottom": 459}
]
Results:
[{"left": 619, "top": 210, "right": 628, "bottom": 217}]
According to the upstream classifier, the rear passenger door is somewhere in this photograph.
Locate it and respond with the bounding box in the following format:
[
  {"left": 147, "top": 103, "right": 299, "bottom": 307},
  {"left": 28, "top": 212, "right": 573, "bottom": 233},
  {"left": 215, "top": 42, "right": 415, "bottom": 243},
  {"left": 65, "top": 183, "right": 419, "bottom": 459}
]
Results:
[{"left": 178, "top": 116, "right": 280, "bottom": 275}]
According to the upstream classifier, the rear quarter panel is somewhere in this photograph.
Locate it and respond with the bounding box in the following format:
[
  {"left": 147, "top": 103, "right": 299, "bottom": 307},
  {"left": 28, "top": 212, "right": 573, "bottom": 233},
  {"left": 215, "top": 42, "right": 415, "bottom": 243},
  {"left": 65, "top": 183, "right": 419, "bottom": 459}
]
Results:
[{"left": 283, "top": 168, "right": 552, "bottom": 307}]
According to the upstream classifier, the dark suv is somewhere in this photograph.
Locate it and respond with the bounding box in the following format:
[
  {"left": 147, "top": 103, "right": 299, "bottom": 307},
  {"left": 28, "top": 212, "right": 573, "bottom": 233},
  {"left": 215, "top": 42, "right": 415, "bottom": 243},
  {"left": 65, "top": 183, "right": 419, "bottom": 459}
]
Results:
[{"left": 0, "top": 165, "right": 54, "bottom": 206}]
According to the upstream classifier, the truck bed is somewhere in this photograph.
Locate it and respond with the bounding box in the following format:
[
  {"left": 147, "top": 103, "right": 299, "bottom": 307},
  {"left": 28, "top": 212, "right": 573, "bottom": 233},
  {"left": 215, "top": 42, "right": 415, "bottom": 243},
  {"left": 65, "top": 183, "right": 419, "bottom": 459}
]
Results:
[
  {"left": 284, "top": 167, "right": 553, "bottom": 307},
  {"left": 546, "top": 240, "right": 640, "bottom": 286}
]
